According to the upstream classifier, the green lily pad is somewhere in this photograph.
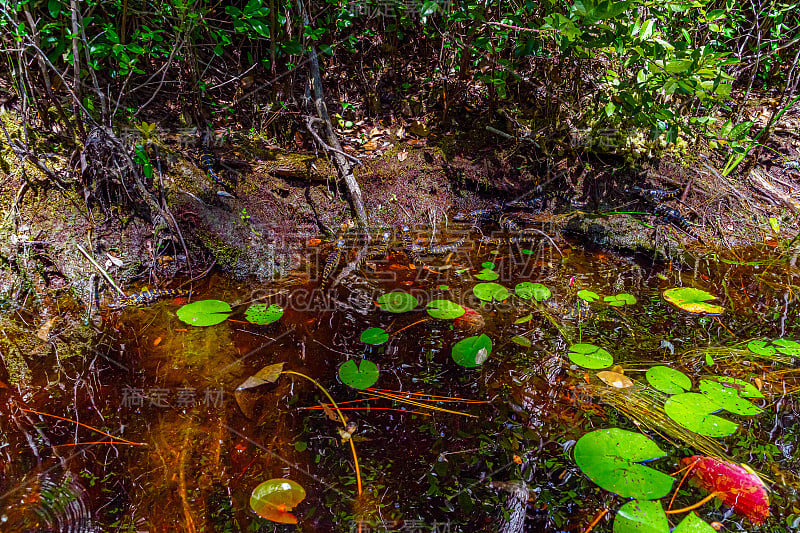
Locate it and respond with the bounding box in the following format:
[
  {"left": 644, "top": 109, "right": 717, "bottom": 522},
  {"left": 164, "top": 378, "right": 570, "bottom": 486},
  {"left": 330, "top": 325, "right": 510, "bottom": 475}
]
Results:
[
  {"left": 664, "top": 393, "right": 737, "bottom": 437},
  {"left": 515, "top": 282, "right": 551, "bottom": 301},
  {"left": 473, "top": 282, "right": 509, "bottom": 302},
  {"left": 474, "top": 268, "right": 499, "bottom": 281},
  {"left": 662, "top": 287, "right": 724, "bottom": 314},
  {"left": 604, "top": 293, "right": 637, "bottom": 307},
  {"left": 426, "top": 299, "right": 465, "bottom": 320},
  {"left": 772, "top": 338, "right": 800, "bottom": 356},
  {"left": 176, "top": 299, "right": 232, "bottom": 326},
  {"left": 245, "top": 303, "right": 284, "bottom": 325},
  {"left": 672, "top": 513, "right": 717, "bottom": 532},
  {"left": 568, "top": 343, "right": 613, "bottom": 369},
  {"left": 250, "top": 478, "right": 306, "bottom": 524},
  {"left": 573, "top": 428, "right": 674, "bottom": 500},
  {"left": 613, "top": 500, "right": 668, "bottom": 533},
  {"left": 577, "top": 289, "right": 600, "bottom": 302},
  {"left": 452, "top": 334, "right": 492, "bottom": 367},
  {"left": 698, "top": 379, "right": 762, "bottom": 416},
  {"left": 747, "top": 340, "right": 775, "bottom": 356},
  {"left": 338, "top": 360, "right": 379, "bottom": 389},
  {"left": 438, "top": 284, "right": 450, "bottom": 290},
  {"left": 646, "top": 366, "right": 692, "bottom": 394},
  {"left": 511, "top": 336, "right": 531, "bottom": 347},
  {"left": 521, "top": 248, "right": 534, "bottom": 255},
  {"left": 482, "top": 261, "right": 496, "bottom": 269},
  {"left": 360, "top": 327, "right": 389, "bottom": 345},
  {"left": 377, "top": 291, "right": 419, "bottom": 313}
]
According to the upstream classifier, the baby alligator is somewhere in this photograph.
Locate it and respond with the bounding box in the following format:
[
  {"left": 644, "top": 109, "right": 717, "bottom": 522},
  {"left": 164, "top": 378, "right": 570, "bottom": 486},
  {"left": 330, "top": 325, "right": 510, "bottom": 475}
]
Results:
[
  {"left": 320, "top": 237, "right": 346, "bottom": 288},
  {"left": 631, "top": 186, "right": 680, "bottom": 204},
  {"left": 480, "top": 234, "right": 540, "bottom": 246},
  {"left": 400, "top": 224, "right": 425, "bottom": 264},
  {"left": 654, "top": 206, "right": 703, "bottom": 242},
  {"left": 197, "top": 148, "right": 225, "bottom": 185},
  {"left": 111, "top": 288, "right": 189, "bottom": 309}
]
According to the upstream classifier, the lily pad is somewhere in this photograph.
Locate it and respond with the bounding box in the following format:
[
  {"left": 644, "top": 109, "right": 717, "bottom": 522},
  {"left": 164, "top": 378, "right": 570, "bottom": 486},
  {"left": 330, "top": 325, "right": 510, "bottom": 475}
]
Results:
[
  {"left": 482, "top": 261, "right": 496, "bottom": 269},
  {"left": 573, "top": 428, "right": 674, "bottom": 500},
  {"left": 376, "top": 291, "right": 419, "bottom": 313},
  {"left": 664, "top": 393, "right": 737, "bottom": 437},
  {"left": 452, "top": 334, "right": 492, "bottom": 367},
  {"left": 646, "top": 366, "right": 692, "bottom": 394},
  {"left": 662, "top": 287, "right": 723, "bottom": 314},
  {"left": 176, "top": 299, "right": 232, "bottom": 326},
  {"left": 360, "top": 327, "right": 389, "bottom": 345},
  {"left": 672, "top": 513, "right": 719, "bottom": 533},
  {"left": 515, "top": 282, "right": 551, "bottom": 301},
  {"left": 613, "top": 500, "right": 668, "bottom": 533},
  {"left": 604, "top": 293, "right": 637, "bottom": 307},
  {"left": 474, "top": 268, "right": 499, "bottom": 281},
  {"left": 426, "top": 299, "right": 465, "bottom": 320},
  {"left": 577, "top": 289, "right": 600, "bottom": 302},
  {"left": 245, "top": 303, "right": 284, "bottom": 325},
  {"left": 747, "top": 339, "right": 775, "bottom": 356},
  {"left": 511, "top": 336, "right": 531, "bottom": 347},
  {"left": 568, "top": 343, "right": 613, "bottom": 369},
  {"left": 338, "top": 360, "right": 379, "bottom": 389},
  {"left": 250, "top": 478, "right": 306, "bottom": 524},
  {"left": 772, "top": 338, "right": 800, "bottom": 356},
  {"left": 698, "top": 379, "right": 762, "bottom": 416},
  {"left": 597, "top": 371, "right": 633, "bottom": 389},
  {"left": 472, "top": 282, "right": 509, "bottom": 302},
  {"left": 437, "top": 284, "right": 449, "bottom": 290}
]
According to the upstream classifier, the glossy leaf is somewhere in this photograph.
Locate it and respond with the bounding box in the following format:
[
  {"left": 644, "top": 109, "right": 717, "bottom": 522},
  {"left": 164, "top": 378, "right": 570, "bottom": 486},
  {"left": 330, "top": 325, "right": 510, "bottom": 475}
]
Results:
[
  {"left": 613, "top": 499, "right": 668, "bottom": 533},
  {"left": 746, "top": 339, "right": 775, "bottom": 356},
  {"left": 598, "top": 371, "right": 633, "bottom": 388},
  {"left": 245, "top": 303, "right": 283, "bottom": 325},
  {"left": 474, "top": 268, "right": 499, "bottom": 281},
  {"left": 604, "top": 293, "right": 637, "bottom": 307},
  {"left": 426, "top": 299, "right": 466, "bottom": 320},
  {"left": 664, "top": 393, "right": 737, "bottom": 437},
  {"left": 377, "top": 291, "right": 419, "bottom": 313},
  {"left": 568, "top": 343, "right": 613, "bottom": 369},
  {"left": 338, "top": 360, "right": 379, "bottom": 389},
  {"left": 250, "top": 478, "right": 306, "bottom": 523},
  {"left": 452, "top": 334, "right": 492, "bottom": 367},
  {"left": 577, "top": 289, "right": 600, "bottom": 302},
  {"left": 472, "top": 282, "right": 509, "bottom": 302},
  {"left": 698, "top": 379, "right": 762, "bottom": 415},
  {"left": 511, "top": 336, "right": 531, "bottom": 347},
  {"left": 772, "top": 338, "right": 800, "bottom": 356},
  {"left": 360, "top": 327, "right": 389, "bottom": 345},
  {"left": 662, "top": 287, "right": 723, "bottom": 314},
  {"left": 574, "top": 428, "right": 673, "bottom": 500},
  {"left": 515, "top": 282, "right": 551, "bottom": 301},
  {"left": 672, "top": 512, "right": 717, "bottom": 532},
  {"left": 646, "top": 366, "right": 692, "bottom": 394},
  {"left": 514, "top": 313, "right": 532, "bottom": 324},
  {"left": 176, "top": 299, "right": 231, "bottom": 326}
]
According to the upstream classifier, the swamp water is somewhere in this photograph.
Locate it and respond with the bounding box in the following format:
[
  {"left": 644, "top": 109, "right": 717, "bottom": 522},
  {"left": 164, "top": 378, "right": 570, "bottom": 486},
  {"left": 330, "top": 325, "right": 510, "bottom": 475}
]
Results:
[{"left": 1, "top": 227, "right": 799, "bottom": 532}]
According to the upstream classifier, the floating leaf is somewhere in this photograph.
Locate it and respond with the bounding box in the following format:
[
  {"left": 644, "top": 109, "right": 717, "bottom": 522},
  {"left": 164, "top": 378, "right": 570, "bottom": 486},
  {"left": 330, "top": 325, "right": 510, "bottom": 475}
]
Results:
[
  {"left": 682, "top": 455, "right": 769, "bottom": 525},
  {"left": 452, "top": 334, "right": 492, "bottom": 367},
  {"left": 176, "top": 299, "right": 232, "bottom": 326},
  {"left": 245, "top": 303, "right": 284, "bottom": 325},
  {"left": 662, "top": 287, "right": 723, "bottom": 314},
  {"left": 521, "top": 248, "right": 534, "bottom": 255},
  {"left": 747, "top": 340, "right": 775, "bottom": 356},
  {"left": 772, "top": 338, "right": 800, "bottom": 356},
  {"left": 511, "top": 336, "right": 531, "bottom": 347},
  {"left": 472, "top": 282, "right": 509, "bottom": 302},
  {"left": 577, "top": 289, "right": 600, "bottom": 302},
  {"left": 573, "top": 428, "right": 673, "bottom": 500},
  {"left": 664, "top": 393, "right": 737, "bottom": 437},
  {"left": 237, "top": 363, "right": 284, "bottom": 390},
  {"left": 438, "top": 284, "right": 449, "bottom": 290},
  {"left": 568, "top": 343, "right": 613, "bottom": 369},
  {"left": 597, "top": 371, "right": 633, "bottom": 388},
  {"left": 250, "top": 478, "right": 306, "bottom": 523},
  {"left": 482, "top": 261, "right": 496, "bottom": 269},
  {"left": 360, "top": 327, "right": 389, "bottom": 345},
  {"left": 426, "top": 299, "right": 465, "bottom": 320},
  {"left": 604, "top": 293, "right": 637, "bottom": 307},
  {"left": 338, "top": 360, "right": 379, "bottom": 389},
  {"left": 698, "top": 379, "right": 762, "bottom": 415},
  {"left": 515, "top": 282, "right": 551, "bottom": 301},
  {"left": 672, "top": 512, "right": 717, "bottom": 533},
  {"left": 376, "top": 291, "right": 419, "bottom": 313},
  {"left": 646, "top": 366, "right": 692, "bottom": 394},
  {"left": 613, "top": 500, "right": 668, "bottom": 533},
  {"left": 514, "top": 313, "right": 532, "bottom": 324},
  {"left": 474, "top": 268, "right": 499, "bottom": 281}
]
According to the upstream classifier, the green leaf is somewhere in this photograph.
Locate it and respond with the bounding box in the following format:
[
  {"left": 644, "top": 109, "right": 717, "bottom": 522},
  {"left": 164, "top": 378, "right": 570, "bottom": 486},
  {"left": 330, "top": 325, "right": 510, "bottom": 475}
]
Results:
[
  {"left": 338, "top": 360, "right": 379, "bottom": 389},
  {"left": 672, "top": 512, "right": 717, "bottom": 532},
  {"left": 472, "top": 283, "right": 509, "bottom": 302},
  {"left": 48, "top": 0, "right": 61, "bottom": 17},
  {"left": 613, "top": 500, "right": 668, "bottom": 533},
  {"left": 514, "top": 313, "right": 532, "bottom": 324},
  {"left": 245, "top": 303, "right": 283, "bottom": 325},
  {"left": 664, "top": 393, "right": 737, "bottom": 437},
  {"left": 646, "top": 366, "right": 692, "bottom": 394},
  {"left": 481, "top": 261, "right": 496, "bottom": 269},
  {"left": 698, "top": 379, "right": 762, "bottom": 415},
  {"left": 574, "top": 428, "right": 673, "bottom": 500},
  {"left": 747, "top": 340, "right": 775, "bottom": 356},
  {"left": 568, "top": 343, "right": 613, "bottom": 369},
  {"left": 515, "top": 282, "right": 551, "bottom": 301},
  {"left": 577, "top": 289, "right": 600, "bottom": 302},
  {"left": 452, "top": 334, "right": 492, "bottom": 367},
  {"left": 250, "top": 478, "right": 306, "bottom": 523},
  {"left": 474, "top": 268, "right": 499, "bottom": 281},
  {"left": 176, "top": 299, "right": 231, "bottom": 326},
  {"left": 604, "top": 293, "right": 637, "bottom": 307},
  {"left": 377, "top": 291, "right": 419, "bottom": 313},
  {"left": 426, "top": 299, "right": 466, "bottom": 320},
  {"left": 360, "top": 327, "right": 389, "bottom": 345},
  {"left": 772, "top": 338, "right": 800, "bottom": 356},
  {"left": 662, "top": 287, "right": 724, "bottom": 314},
  {"left": 438, "top": 284, "right": 449, "bottom": 290},
  {"left": 511, "top": 336, "right": 531, "bottom": 347}
]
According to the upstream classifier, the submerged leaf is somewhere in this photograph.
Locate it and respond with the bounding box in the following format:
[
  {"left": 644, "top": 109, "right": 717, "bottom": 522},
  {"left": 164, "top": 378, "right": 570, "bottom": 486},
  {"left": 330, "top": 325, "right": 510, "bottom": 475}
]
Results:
[{"left": 250, "top": 478, "right": 306, "bottom": 523}]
